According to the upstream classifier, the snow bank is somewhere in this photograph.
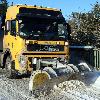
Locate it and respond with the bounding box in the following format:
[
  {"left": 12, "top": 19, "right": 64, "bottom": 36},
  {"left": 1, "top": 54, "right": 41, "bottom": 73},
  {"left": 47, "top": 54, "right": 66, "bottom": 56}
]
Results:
[{"left": 92, "top": 76, "right": 100, "bottom": 89}]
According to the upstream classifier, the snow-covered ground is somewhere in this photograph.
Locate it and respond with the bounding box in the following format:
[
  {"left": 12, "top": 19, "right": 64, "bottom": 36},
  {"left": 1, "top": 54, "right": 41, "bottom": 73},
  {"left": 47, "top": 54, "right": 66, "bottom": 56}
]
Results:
[
  {"left": 0, "top": 68, "right": 100, "bottom": 100},
  {"left": 38, "top": 71, "right": 100, "bottom": 100}
]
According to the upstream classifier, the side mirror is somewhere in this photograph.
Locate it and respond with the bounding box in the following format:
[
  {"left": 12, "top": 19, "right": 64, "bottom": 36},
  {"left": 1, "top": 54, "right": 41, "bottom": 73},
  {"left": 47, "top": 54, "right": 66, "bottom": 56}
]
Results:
[{"left": 66, "top": 23, "right": 71, "bottom": 40}]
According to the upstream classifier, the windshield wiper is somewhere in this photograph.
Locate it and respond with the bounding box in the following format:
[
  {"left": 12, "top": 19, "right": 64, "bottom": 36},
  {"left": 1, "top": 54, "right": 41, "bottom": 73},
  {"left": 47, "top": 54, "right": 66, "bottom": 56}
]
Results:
[{"left": 27, "top": 33, "right": 42, "bottom": 40}]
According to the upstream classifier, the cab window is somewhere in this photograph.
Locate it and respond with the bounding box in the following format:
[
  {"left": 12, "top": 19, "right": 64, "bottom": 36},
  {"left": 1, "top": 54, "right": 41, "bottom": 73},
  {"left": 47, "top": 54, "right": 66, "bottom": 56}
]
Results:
[{"left": 11, "top": 20, "right": 16, "bottom": 36}]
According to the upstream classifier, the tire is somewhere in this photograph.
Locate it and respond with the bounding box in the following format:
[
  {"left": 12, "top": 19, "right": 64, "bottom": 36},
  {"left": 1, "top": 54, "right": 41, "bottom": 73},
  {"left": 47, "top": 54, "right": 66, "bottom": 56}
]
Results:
[
  {"left": 68, "top": 64, "right": 79, "bottom": 73},
  {"left": 5, "top": 56, "right": 16, "bottom": 78},
  {"left": 29, "top": 70, "right": 51, "bottom": 92},
  {"left": 43, "top": 67, "right": 57, "bottom": 78},
  {"left": 54, "top": 67, "right": 72, "bottom": 76},
  {"left": 77, "top": 62, "right": 91, "bottom": 72}
]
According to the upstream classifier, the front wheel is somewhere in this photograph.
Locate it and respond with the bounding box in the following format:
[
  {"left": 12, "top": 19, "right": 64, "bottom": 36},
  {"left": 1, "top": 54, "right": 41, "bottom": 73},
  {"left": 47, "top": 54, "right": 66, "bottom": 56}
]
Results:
[
  {"left": 29, "top": 70, "right": 51, "bottom": 91},
  {"left": 5, "top": 56, "right": 16, "bottom": 78}
]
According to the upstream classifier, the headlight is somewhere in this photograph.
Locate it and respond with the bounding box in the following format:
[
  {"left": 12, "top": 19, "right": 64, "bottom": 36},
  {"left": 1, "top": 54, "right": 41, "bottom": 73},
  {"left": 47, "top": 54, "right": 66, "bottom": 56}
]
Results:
[
  {"left": 19, "top": 55, "right": 27, "bottom": 67},
  {"left": 26, "top": 40, "right": 29, "bottom": 44},
  {"left": 65, "top": 42, "right": 69, "bottom": 46}
]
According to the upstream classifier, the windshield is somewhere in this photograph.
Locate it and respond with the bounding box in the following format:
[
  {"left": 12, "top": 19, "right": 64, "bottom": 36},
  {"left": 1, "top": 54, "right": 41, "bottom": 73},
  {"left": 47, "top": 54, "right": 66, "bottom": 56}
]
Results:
[{"left": 18, "top": 17, "right": 68, "bottom": 40}]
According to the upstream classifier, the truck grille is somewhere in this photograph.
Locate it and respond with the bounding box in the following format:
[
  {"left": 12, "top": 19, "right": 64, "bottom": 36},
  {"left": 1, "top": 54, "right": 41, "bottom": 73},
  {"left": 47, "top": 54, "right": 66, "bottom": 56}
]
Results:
[{"left": 27, "top": 44, "right": 64, "bottom": 52}]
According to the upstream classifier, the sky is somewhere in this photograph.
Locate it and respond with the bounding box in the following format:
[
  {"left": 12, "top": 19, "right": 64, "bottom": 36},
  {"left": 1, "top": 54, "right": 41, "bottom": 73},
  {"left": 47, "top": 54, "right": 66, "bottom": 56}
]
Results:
[{"left": 8, "top": 0, "right": 99, "bottom": 19}]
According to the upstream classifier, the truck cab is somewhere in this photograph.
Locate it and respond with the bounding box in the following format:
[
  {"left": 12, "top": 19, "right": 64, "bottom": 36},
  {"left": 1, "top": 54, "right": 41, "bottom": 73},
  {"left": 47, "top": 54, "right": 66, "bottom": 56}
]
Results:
[{"left": 2, "top": 5, "right": 70, "bottom": 76}]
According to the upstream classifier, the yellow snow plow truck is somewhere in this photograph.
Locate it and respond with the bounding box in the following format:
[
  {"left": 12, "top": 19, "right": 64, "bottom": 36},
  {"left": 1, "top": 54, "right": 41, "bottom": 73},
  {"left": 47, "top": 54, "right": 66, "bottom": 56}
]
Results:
[{"left": 0, "top": 5, "right": 80, "bottom": 92}]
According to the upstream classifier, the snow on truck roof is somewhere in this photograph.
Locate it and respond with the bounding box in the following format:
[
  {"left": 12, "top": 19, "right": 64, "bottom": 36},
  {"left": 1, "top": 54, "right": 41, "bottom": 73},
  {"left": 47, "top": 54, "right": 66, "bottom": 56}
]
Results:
[
  {"left": 8, "top": 5, "right": 60, "bottom": 12},
  {"left": 6, "top": 5, "right": 61, "bottom": 20}
]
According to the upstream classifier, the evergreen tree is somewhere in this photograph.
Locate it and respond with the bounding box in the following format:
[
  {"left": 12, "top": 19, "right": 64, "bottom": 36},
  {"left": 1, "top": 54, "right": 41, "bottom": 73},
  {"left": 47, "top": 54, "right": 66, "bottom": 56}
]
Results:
[
  {"left": 0, "top": 0, "right": 8, "bottom": 31},
  {"left": 0, "top": 0, "right": 8, "bottom": 16},
  {"left": 68, "top": 2, "right": 100, "bottom": 47}
]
